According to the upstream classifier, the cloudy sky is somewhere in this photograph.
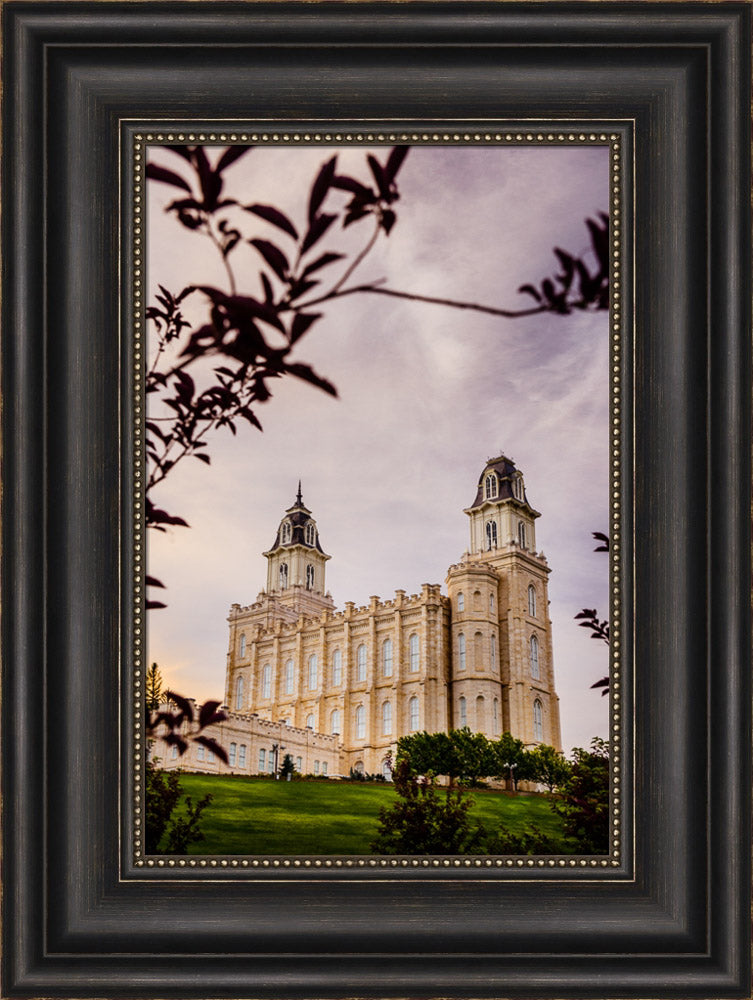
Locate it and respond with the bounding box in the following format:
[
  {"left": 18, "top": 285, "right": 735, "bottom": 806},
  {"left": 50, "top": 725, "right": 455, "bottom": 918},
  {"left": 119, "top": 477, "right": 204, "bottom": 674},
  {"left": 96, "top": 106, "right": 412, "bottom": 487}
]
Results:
[{"left": 146, "top": 143, "right": 610, "bottom": 753}]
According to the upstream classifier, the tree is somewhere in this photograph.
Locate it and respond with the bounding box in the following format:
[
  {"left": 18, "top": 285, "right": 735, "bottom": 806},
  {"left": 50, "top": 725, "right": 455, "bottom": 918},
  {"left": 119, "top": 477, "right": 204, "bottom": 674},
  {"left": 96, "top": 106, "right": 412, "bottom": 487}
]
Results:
[
  {"left": 492, "top": 732, "right": 535, "bottom": 791},
  {"left": 145, "top": 760, "right": 213, "bottom": 854},
  {"left": 550, "top": 737, "right": 609, "bottom": 853},
  {"left": 145, "top": 662, "right": 164, "bottom": 711},
  {"left": 574, "top": 530, "right": 610, "bottom": 694},
  {"left": 527, "top": 743, "right": 571, "bottom": 793},
  {"left": 146, "top": 145, "right": 609, "bottom": 607},
  {"left": 280, "top": 753, "right": 295, "bottom": 779}
]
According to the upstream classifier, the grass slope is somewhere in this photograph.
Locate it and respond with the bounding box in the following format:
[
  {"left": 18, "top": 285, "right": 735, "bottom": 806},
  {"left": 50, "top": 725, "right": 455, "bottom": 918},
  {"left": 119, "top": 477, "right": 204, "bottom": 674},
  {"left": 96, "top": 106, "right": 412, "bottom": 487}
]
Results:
[{"left": 166, "top": 773, "right": 570, "bottom": 855}]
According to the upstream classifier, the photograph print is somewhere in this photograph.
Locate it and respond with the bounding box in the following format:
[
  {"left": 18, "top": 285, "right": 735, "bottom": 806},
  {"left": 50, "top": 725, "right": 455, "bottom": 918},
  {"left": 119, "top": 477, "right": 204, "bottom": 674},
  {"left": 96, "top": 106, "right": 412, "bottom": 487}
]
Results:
[{"left": 143, "top": 136, "right": 614, "bottom": 858}]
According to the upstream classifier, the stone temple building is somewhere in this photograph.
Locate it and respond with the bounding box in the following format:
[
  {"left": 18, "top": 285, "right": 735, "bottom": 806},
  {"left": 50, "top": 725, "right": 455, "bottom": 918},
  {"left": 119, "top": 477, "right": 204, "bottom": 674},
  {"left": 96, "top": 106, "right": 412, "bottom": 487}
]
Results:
[{"left": 195, "top": 454, "right": 562, "bottom": 779}]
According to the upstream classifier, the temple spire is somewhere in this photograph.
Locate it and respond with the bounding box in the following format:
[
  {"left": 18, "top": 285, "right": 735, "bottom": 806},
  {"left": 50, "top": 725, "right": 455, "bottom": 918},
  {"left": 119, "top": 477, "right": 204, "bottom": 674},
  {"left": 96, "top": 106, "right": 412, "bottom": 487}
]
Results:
[{"left": 296, "top": 480, "right": 303, "bottom": 506}]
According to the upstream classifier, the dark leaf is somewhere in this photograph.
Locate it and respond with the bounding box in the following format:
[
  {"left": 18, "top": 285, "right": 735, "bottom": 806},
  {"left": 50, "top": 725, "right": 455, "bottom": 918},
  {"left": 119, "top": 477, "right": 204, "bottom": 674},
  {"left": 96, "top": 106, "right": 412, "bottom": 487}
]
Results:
[
  {"left": 248, "top": 238, "right": 289, "bottom": 281},
  {"left": 286, "top": 362, "right": 338, "bottom": 397},
  {"left": 146, "top": 163, "right": 193, "bottom": 193},
  {"left": 331, "top": 175, "right": 374, "bottom": 198},
  {"left": 367, "top": 154, "right": 390, "bottom": 200},
  {"left": 164, "top": 733, "right": 189, "bottom": 753},
  {"left": 199, "top": 700, "right": 224, "bottom": 729},
  {"left": 287, "top": 279, "right": 319, "bottom": 302},
  {"left": 195, "top": 453, "right": 211, "bottom": 464},
  {"left": 380, "top": 209, "right": 396, "bottom": 235},
  {"left": 261, "top": 272, "right": 275, "bottom": 305},
  {"left": 215, "top": 145, "right": 251, "bottom": 173},
  {"left": 245, "top": 203, "right": 299, "bottom": 240},
  {"left": 301, "top": 252, "right": 345, "bottom": 278},
  {"left": 146, "top": 599, "right": 167, "bottom": 610},
  {"left": 587, "top": 217, "right": 609, "bottom": 271},
  {"left": 194, "top": 146, "right": 223, "bottom": 211},
  {"left": 194, "top": 735, "right": 229, "bottom": 765},
  {"left": 165, "top": 145, "right": 193, "bottom": 162},
  {"left": 290, "top": 312, "right": 322, "bottom": 344},
  {"left": 308, "top": 155, "right": 337, "bottom": 222},
  {"left": 165, "top": 691, "right": 195, "bottom": 723},
  {"left": 146, "top": 575, "right": 166, "bottom": 589},
  {"left": 238, "top": 408, "right": 263, "bottom": 430},
  {"left": 165, "top": 197, "right": 204, "bottom": 213},
  {"left": 517, "top": 284, "right": 542, "bottom": 303},
  {"left": 592, "top": 531, "right": 610, "bottom": 551},
  {"left": 301, "top": 213, "right": 336, "bottom": 254},
  {"left": 385, "top": 145, "right": 410, "bottom": 182}
]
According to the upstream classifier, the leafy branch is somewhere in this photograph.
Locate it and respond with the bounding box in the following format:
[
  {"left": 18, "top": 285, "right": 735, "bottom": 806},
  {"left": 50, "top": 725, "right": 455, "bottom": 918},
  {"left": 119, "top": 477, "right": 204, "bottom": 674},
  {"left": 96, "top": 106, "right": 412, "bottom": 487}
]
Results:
[{"left": 574, "top": 531, "right": 610, "bottom": 695}]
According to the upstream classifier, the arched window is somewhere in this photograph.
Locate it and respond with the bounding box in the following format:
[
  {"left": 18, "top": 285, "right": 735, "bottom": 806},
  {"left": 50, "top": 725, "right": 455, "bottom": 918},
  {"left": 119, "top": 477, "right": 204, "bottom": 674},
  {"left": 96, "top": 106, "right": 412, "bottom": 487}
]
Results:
[
  {"left": 518, "top": 521, "right": 527, "bottom": 548},
  {"left": 489, "top": 591, "right": 495, "bottom": 613},
  {"left": 458, "top": 696, "right": 467, "bottom": 727},
  {"left": 457, "top": 592, "right": 464, "bottom": 612},
  {"left": 170, "top": 745, "right": 179, "bottom": 760},
  {"left": 306, "top": 713, "right": 314, "bottom": 729},
  {"left": 279, "top": 563, "right": 288, "bottom": 589},
  {"left": 285, "top": 659, "right": 294, "bottom": 695},
  {"left": 239, "top": 633, "right": 246, "bottom": 657},
  {"left": 491, "top": 633, "right": 497, "bottom": 670},
  {"left": 262, "top": 664, "right": 272, "bottom": 699},
  {"left": 528, "top": 584, "right": 537, "bottom": 617},
  {"left": 305, "top": 564, "right": 315, "bottom": 590},
  {"left": 409, "top": 696, "right": 419, "bottom": 732},
  {"left": 321, "top": 761, "right": 328, "bottom": 775},
  {"left": 331, "top": 709, "right": 341, "bottom": 735},
  {"left": 295, "top": 756, "right": 302, "bottom": 772},
  {"left": 238, "top": 744, "right": 247, "bottom": 767},
  {"left": 382, "top": 638, "right": 393, "bottom": 676},
  {"left": 314, "top": 760, "right": 320, "bottom": 775},
  {"left": 332, "top": 648, "right": 342, "bottom": 686},
  {"left": 353, "top": 760, "right": 364, "bottom": 775},
  {"left": 229, "top": 742, "right": 237, "bottom": 767},
  {"left": 382, "top": 700, "right": 392, "bottom": 735},
  {"left": 486, "top": 520, "right": 498, "bottom": 550},
  {"left": 513, "top": 475, "right": 524, "bottom": 500},
  {"left": 474, "top": 630, "right": 484, "bottom": 671},
  {"left": 458, "top": 633, "right": 466, "bottom": 671},
  {"left": 197, "top": 744, "right": 205, "bottom": 761},
  {"left": 484, "top": 473, "right": 498, "bottom": 499},
  {"left": 409, "top": 634, "right": 419, "bottom": 672},
  {"left": 235, "top": 674, "right": 244, "bottom": 710},
  {"left": 356, "top": 644, "right": 367, "bottom": 681},
  {"left": 305, "top": 522, "right": 315, "bottom": 545},
  {"left": 493, "top": 698, "right": 499, "bottom": 732},
  {"left": 530, "top": 634, "right": 540, "bottom": 679},
  {"left": 382, "top": 758, "right": 393, "bottom": 781},
  {"left": 355, "top": 705, "right": 366, "bottom": 740},
  {"left": 476, "top": 695, "right": 485, "bottom": 730},
  {"left": 258, "top": 748, "right": 266, "bottom": 771},
  {"left": 281, "top": 521, "right": 292, "bottom": 544},
  {"left": 308, "top": 653, "right": 318, "bottom": 690},
  {"left": 533, "top": 699, "right": 544, "bottom": 741}
]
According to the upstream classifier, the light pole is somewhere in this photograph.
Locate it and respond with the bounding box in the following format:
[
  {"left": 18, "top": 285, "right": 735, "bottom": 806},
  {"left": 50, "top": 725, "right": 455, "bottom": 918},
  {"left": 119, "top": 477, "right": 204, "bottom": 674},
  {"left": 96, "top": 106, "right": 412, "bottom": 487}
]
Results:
[{"left": 503, "top": 760, "right": 518, "bottom": 791}]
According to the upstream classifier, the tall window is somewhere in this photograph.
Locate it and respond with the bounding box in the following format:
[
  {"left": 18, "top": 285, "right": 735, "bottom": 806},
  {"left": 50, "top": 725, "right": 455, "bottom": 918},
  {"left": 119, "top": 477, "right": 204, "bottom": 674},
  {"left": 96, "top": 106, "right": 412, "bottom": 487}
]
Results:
[
  {"left": 238, "top": 744, "right": 247, "bottom": 768},
  {"left": 279, "top": 562, "right": 288, "bottom": 589},
  {"left": 533, "top": 699, "right": 543, "bottom": 741},
  {"left": 281, "top": 521, "right": 292, "bottom": 543},
  {"left": 474, "top": 631, "right": 483, "bottom": 671},
  {"left": 262, "top": 664, "right": 271, "bottom": 699},
  {"left": 382, "top": 758, "right": 392, "bottom": 781},
  {"left": 332, "top": 648, "right": 342, "bottom": 686},
  {"left": 513, "top": 475, "right": 524, "bottom": 500},
  {"left": 305, "top": 522, "right": 315, "bottom": 545},
  {"left": 314, "top": 760, "right": 320, "bottom": 775},
  {"left": 306, "top": 713, "right": 314, "bottom": 729},
  {"left": 382, "top": 700, "right": 392, "bottom": 735},
  {"left": 306, "top": 564, "right": 315, "bottom": 590},
  {"left": 170, "top": 745, "right": 179, "bottom": 760},
  {"left": 457, "top": 592, "right": 464, "bottom": 612},
  {"left": 308, "top": 653, "right": 318, "bottom": 690},
  {"left": 491, "top": 633, "right": 497, "bottom": 669},
  {"left": 235, "top": 674, "right": 244, "bottom": 711},
  {"left": 258, "top": 748, "right": 266, "bottom": 771},
  {"left": 285, "top": 659, "right": 294, "bottom": 694},
  {"left": 409, "top": 633, "right": 419, "bottom": 672},
  {"left": 355, "top": 705, "right": 366, "bottom": 740},
  {"left": 356, "top": 644, "right": 367, "bottom": 681},
  {"left": 528, "top": 584, "right": 537, "bottom": 617},
  {"left": 458, "top": 633, "right": 466, "bottom": 670},
  {"left": 295, "top": 756, "right": 302, "bottom": 772},
  {"left": 489, "top": 591, "right": 494, "bottom": 613},
  {"left": 197, "top": 745, "right": 205, "bottom": 761},
  {"left": 476, "top": 695, "right": 485, "bottom": 730},
  {"left": 382, "top": 637, "right": 393, "bottom": 676},
  {"left": 229, "top": 742, "right": 237, "bottom": 767},
  {"left": 484, "top": 473, "right": 498, "bottom": 499},
  {"left": 518, "top": 521, "right": 527, "bottom": 548},
  {"left": 331, "top": 709, "right": 341, "bottom": 735},
  {"left": 239, "top": 633, "right": 246, "bottom": 657},
  {"left": 458, "top": 696, "right": 467, "bottom": 727},
  {"left": 530, "top": 634, "right": 540, "bottom": 679},
  {"left": 322, "top": 761, "right": 328, "bottom": 776},
  {"left": 486, "top": 520, "right": 498, "bottom": 549},
  {"left": 493, "top": 698, "right": 499, "bottom": 732},
  {"left": 409, "top": 696, "right": 419, "bottom": 732}
]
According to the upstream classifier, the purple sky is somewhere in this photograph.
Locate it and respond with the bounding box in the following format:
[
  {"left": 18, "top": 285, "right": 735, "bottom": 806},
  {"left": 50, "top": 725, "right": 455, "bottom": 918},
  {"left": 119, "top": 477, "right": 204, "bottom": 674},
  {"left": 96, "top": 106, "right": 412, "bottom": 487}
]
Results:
[{"left": 146, "top": 143, "right": 610, "bottom": 753}]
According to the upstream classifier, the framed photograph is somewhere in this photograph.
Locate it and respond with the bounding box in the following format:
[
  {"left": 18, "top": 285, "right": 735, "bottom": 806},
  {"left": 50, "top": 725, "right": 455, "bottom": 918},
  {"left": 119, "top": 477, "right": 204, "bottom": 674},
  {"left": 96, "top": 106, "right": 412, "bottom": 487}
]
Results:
[{"left": 3, "top": 3, "right": 750, "bottom": 998}]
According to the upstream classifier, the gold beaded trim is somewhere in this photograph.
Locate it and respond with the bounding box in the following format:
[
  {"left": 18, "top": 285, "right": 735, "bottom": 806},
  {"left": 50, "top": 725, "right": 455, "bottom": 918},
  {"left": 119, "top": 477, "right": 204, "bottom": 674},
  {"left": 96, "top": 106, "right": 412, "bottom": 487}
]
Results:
[{"left": 130, "top": 124, "right": 628, "bottom": 875}]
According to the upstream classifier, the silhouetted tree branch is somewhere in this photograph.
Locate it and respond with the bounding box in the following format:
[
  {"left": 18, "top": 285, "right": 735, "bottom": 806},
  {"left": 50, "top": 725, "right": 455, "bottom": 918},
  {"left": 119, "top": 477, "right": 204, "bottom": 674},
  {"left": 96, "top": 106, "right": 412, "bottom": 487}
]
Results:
[{"left": 575, "top": 531, "right": 610, "bottom": 694}]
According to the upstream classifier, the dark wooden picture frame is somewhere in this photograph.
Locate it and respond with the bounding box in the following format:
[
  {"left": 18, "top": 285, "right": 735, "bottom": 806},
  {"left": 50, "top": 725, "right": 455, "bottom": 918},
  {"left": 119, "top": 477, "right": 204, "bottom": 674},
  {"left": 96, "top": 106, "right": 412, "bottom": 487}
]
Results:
[{"left": 3, "top": 3, "right": 751, "bottom": 997}]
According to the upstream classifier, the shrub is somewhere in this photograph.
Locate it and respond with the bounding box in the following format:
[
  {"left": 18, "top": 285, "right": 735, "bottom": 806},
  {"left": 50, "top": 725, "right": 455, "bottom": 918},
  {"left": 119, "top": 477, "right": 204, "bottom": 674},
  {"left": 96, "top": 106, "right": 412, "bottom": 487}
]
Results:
[{"left": 551, "top": 737, "right": 609, "bottom": 853}]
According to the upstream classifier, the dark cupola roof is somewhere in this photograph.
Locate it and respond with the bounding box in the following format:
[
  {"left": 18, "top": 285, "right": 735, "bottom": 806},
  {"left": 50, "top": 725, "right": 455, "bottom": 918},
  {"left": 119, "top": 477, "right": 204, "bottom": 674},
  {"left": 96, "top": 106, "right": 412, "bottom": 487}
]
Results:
[
  {"left": 267, "top": 482, "right": 326, "bottom": 554},
  {"left": 468, "top": 454, "right": 532, "bottom": 510}
]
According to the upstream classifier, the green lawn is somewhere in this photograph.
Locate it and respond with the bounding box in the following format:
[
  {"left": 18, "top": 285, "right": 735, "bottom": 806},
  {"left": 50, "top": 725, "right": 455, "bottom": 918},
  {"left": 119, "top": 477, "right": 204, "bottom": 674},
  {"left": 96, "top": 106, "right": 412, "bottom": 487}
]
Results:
[{"left": 164, "top": 773, "right": 571, "bottom": 854}]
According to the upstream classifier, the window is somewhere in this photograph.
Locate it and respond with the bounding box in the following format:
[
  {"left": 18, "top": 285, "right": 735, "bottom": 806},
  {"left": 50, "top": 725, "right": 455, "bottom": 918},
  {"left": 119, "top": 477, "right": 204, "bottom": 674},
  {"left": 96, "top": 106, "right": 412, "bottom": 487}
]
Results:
[
  {"left": 354, "top": 761, "right": 365, "bottom": 775},
  {"left": 306, "top": 713, "right": 314, "bottom": 729},
  {"left": 491, "top": 633, "right": 497, "bottom": 670},
  {"left": 457, "top": 592, "right": 464, "bottom": 612},
  {"left": 518, "top": 521, "right": 527, "bottom": 548},
  {"left": 285, "top": 659, "right": 294, "bottom": 694},
  {"left": 322, "top": 761, "right": 328, "bottom": 776},
  {"left": 528, "top": 584, "right": 537, "bottom": 617},
  {"left": 332, "top": 648, "right": 342, "bottom": 686},
  {"left": 207, "top": 748, "right": 215, "bottom": 762},
  {"left": 458, "top": 696, "right": 467, "bottom": 727},
  {"left": 281, "top": 520, "right": 292, "bottom": 543},
  {"left": 314, "top": 760, "right": 320, "bottom": 775},
  {"left": 229, "top": 742, "right": 237, "bottom": 767},
  {"left": 489, "top": 591, "right": 495, "bottom": 613},
  {"left": 268, "top": 754, "right": 274, "bottom": 774},
  {"left": 486, "top": 520, "right": 498, "bottom": 549},
  {"left": 513, "top": 475, "right": 524, "bottom": 500},
  {"left": 530, "top": 634, "right": 540, "bottom": 679},
  {"left": 409, "top": 634, "right": 419, "bottom": 672},
  {"left": 382, "top": 758, "right": 392, "bottom": 780},
  {"left": 239, "top": 633, "right": 246, "bottom": 657},
  {"left": 308, "top": 653, "right": 318, "bottom": 690},
  {"left": 262, "top": 664, "right": 271, "bottom": 699},
  {"left": 196, "top": 745, "right": 205, "bottom": 761},
  {"left": 305, "top": 522, "right": 315, "bottom": 545},
  {"left": 382, "top": 637, "right": 393, "bottom": 676},
  {"left": 476, "top": 695, "right": 485, "bottom": 729},
  {"left": 458, "top": 633, "right": 466, "bottom": 670},
  {"left": 279, "top": 562, "right": 288, "bottom": 589},
  {"left": 474, "top": 631, "right": 483, "bottom": 671},
  {"left": 356, "top": 705, "right": 366, "bottom": 740},
  {"left": 484, "top": 473, "right": 498, "bottom": 499},
  {"left": 238, "top": 744, "right": 247, "bottom": 768},
  {"left": 493, "top": 698, "right": 499, "bottom": 731},
  {"left": 409, "top": 696, "right": 419, "bottom": 732},
  {"left": 331, "top": 709, "right": 341, "bottom": 735},
  {"left": 306, "top": 564, "right": 315, "bottom": 590},
  {"left": 295, "top": 756, "right": 302, "bottom": 771},
  {"left": 533, "top": 699, "right": 543, "bottom": 741},
  {"left": 258, "top": 748, "right": 266, "bottom": 771},
  {"left": 235, "top": 674, "right": 244, "bottom": 711},
  {"left": 382, "top": 700, "right": 392, "bottom": 735},
  {"left": 356, "top": 644, "right": 367, "bottom": 681}
]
